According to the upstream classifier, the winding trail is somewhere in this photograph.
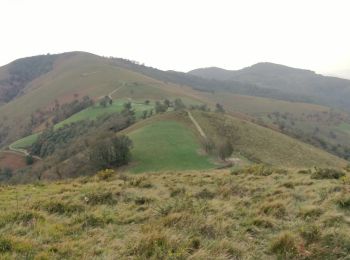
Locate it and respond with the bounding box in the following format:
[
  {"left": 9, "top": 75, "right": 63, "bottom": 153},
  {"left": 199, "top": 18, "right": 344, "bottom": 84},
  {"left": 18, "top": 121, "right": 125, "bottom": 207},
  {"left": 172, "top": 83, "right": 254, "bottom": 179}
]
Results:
[
  {"left": 187, "top": 110, "right": 207, "bottom": 139},
  {"left": 98, "top": 86, "right": 123, "bottom": 100},
  {"left": 8, "top": 144, "right": 42, "bottom": 160}
]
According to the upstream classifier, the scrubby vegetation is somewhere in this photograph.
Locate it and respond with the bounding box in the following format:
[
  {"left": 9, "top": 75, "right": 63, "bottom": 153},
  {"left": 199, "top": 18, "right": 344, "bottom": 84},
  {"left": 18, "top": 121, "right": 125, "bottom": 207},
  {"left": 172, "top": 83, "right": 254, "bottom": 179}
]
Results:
[
  {"left": 264, "top": 110, "right": 350, "bottom": 160},
  {"left": 4, "top": 112, "right": 135, "bottom": 183},
  {"left": 1, "top": 166, "right": 350, "bottom": 259},
  {"left": 0, "top": 54, "right": 56, "bottom": 103}
]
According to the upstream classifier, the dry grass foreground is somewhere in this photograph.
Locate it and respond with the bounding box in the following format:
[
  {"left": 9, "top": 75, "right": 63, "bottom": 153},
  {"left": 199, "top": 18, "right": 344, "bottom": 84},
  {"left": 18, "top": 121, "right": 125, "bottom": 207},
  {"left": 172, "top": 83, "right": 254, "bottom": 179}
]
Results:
[{"left": 1, "top": 166, "right": 350, "bottom": 259}]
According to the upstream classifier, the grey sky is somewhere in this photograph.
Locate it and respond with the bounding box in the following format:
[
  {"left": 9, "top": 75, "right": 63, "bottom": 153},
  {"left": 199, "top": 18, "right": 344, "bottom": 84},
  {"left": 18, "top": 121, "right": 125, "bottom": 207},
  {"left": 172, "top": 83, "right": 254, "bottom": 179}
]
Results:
[{"left": 1, "top": 0, "right": 350, "bottom": 77}]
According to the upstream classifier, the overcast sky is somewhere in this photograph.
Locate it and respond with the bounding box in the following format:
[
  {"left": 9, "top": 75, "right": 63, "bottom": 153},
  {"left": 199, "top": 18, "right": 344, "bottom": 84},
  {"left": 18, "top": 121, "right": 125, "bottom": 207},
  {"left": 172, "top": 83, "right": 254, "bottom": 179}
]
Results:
[{"left": 1, "top": 0, "right": 350, "bottom": 77}]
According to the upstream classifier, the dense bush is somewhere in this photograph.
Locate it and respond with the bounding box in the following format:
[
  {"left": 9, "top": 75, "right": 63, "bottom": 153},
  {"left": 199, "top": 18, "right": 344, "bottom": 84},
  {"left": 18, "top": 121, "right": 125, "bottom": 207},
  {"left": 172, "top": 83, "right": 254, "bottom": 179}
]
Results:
[
  {"left": 89, "top": 135, "right": 132, "bottom": 169},
  {"left": 30, "top": 113, "right": 133, "bottom": 158},
  {"left": 311, "top": 168, "right": 345, "bottom": 179}
]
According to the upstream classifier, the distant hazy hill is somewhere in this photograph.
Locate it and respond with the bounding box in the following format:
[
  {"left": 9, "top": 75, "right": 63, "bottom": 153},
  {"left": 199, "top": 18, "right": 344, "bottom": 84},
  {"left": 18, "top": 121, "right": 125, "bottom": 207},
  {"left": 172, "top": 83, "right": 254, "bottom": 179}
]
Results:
[{"left": 189, "top": 63, "right": 350, "bottom": 112}]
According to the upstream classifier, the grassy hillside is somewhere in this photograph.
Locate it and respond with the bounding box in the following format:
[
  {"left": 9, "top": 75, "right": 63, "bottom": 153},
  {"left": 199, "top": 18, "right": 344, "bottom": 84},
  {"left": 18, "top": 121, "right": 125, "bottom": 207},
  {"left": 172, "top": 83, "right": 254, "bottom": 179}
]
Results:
[
  {"left": 197, "top": 91, "right": 350, "bottom": 160},
  {"left": 120, "top": 110, "right": 346, "bottom": 171},
  {"left": 0, "top": 52, "right": 203, "bottom": 145},
  {"left": 192, "top": 111, "right": 347, "bottom": 168},
  {"left": 128, "top": 120, "right": 215, "bottom": 173},
  {"left": 1, "top": 167, "right": 350, "bottom": 259},
  {"left": 201, "top": 91, "right": 330, "bottom": 116},
  {"left": 12, "top": 109, "right": 345, "bottom": 178}
]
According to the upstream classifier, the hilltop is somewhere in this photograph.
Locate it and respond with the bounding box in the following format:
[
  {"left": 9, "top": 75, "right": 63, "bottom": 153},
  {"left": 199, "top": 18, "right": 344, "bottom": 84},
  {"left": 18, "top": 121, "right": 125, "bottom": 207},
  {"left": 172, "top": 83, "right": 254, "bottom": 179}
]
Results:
[
  {"left": 0, "top": 51, "right": 349, "bottom": 182},
  {"left": 189, "top": 63, "right": 350, "bottom": 111}
]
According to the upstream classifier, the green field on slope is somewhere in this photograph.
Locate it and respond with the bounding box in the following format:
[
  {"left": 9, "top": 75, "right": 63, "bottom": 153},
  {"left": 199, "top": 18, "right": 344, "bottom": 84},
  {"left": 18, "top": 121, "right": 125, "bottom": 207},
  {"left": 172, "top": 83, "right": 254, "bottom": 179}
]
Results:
[
  {"left": 128, "top": 120, "right": 215, "bottom": 173},
  {"left": 192, "top": 111, "right": 347, "bottom": 168},
  {"left": 11, "top": 100, "right": 153, "bottom": 149}
]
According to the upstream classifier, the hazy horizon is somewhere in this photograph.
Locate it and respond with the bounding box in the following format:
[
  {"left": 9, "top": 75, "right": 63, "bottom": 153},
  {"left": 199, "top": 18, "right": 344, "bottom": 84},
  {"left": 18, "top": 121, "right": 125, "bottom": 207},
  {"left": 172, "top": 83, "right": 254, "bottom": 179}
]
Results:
[{"left": 1, "top": 0, "right": 350, "bottom": 78}]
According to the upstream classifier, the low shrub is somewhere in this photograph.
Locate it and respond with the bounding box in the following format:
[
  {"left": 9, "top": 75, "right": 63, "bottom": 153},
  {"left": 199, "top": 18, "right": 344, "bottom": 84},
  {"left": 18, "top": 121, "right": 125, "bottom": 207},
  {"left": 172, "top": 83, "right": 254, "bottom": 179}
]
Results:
[
  {"left": 128, "top": 176, "right": 153, "bottom": 188},
  {"left": 0, "top": 211, "right": 43, "bottom": 227},
  {"left": 169, "top": 187, "right": 186, "bottom": 197},
  {"left": 83, "top": 191, "right": 116, "bottom": 205},
  {"left": 344, "top": 164, "right": 350, "bottom": 172},
  {"left": 77, "top": 214, "right": 109, "bottom": 229},
  {"left": 194, "top": 188, "right": 216, "bottom": 200},
  {"left": 282, "top": 182, "right": 295, "bottom": 189},
  {"left": 298, "top": 169, "right": 311, "bottom": 174},
  {"left": 337, "top": 195, "right": 350, "bottom": 210},
  {"left": 241, "top": 164, "right": 274, "bottom": 176},
  {"left": 96, "top": 169, "right": 115, "bottom": 181},
  {"left": 217, "top": 183, "right": 249, "bottom": 198},
  {"left": 0, "top": 236, "right": 13, "bottom": 252},
  {"left": 311, "top": 168, "right": 345, "bottom": 180},
  {"left": 341, "top": 175, "right": 350, "bottom": 185},
  {"left": 37, "top": 201, "right": 84, "bottom": 215},
  {"left": 126, "top": 229, "right": 188, "bottom": 259},
  {"left": 134, "top": 196, "right": 152, "bottom": 205}
]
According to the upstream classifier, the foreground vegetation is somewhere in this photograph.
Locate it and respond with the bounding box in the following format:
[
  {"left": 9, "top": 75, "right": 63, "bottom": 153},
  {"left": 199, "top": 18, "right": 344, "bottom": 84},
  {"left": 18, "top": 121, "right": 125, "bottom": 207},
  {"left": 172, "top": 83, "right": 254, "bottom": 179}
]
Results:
[{"left": 0, "top": 166, "right": 350, "bottom": 259}]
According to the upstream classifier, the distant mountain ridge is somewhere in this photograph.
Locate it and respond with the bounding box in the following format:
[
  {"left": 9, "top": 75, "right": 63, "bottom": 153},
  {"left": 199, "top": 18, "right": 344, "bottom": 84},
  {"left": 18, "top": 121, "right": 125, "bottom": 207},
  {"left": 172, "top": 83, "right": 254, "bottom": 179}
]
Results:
[{"left": 189, "top": 63, "right": 350, "bottom": 111}]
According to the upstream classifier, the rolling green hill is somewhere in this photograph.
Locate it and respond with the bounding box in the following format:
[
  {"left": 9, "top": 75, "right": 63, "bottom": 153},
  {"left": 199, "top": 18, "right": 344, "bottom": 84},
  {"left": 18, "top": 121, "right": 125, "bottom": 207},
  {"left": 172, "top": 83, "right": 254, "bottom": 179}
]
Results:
[
  {"left": 0, "top": 52, "right": 204, "bottom": 146},
  {"left": 1, "top": 51, "right": 349, "bottom": 176},
  {"left": 120, "top": 111, "right": 346, "bottom": 170},
  {"left": 191, "top": 111, "right": 346, "bottom": 168},
  {"left": 128, "top": 120, "right": 215, "bottom": 173}
]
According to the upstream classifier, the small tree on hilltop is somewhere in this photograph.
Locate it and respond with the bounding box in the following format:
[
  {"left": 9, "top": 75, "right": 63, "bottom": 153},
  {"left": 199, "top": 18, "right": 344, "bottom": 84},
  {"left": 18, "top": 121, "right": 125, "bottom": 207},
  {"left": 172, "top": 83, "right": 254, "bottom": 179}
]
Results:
[
  {"left": 155, "top": 101, "right": 167, "bottom": 113},
  {"left": 218, "top": 141, "right": 233, "bottom": 161},
  {"left": 215, "top": 103, "right": 225, "bottom": 113},
  {"left": 164, "top": 99, "right": 171, "bottom": 108},
  {"left": 121, "top": 102, "right": 135, "bottom": 117},
  {"left": 174, "top": 98, "right": 186, "bottom": 111},
  {"left": 26, "top": 155, "right": 34, "bottom": 165},
  {"left": 99, "top": 96, "right": 108, "bottom": 107},
  {"left": 142, "top": 110, "right": 148, "bottom": 119},
  {"left": 202, "top": 137, "right": 215, "bottom": 154}
]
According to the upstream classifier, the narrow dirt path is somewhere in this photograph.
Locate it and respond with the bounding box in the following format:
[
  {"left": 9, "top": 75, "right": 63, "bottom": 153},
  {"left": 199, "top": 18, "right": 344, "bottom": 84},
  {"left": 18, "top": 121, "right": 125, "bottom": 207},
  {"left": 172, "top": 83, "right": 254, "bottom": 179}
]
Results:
[
  {"left": 7, "top": 145, "right": 42, "bottom": 160},
  {"left": 98, "top": 86, "right": 123, "bottom": 100},
  {"left": 187, "top": 110, "right": 207, "bottom": 139}
]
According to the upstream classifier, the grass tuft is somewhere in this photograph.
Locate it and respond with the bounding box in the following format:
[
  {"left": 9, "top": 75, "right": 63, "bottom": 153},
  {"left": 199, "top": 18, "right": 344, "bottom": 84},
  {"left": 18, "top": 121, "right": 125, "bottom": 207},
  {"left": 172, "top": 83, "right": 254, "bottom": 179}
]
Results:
[
  {"left": 260, "top": 202, "right": 287, "bottom": 218},
  {"left": 270, "top": 232, "right": 299, "bottom": 257}
]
